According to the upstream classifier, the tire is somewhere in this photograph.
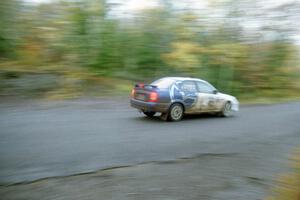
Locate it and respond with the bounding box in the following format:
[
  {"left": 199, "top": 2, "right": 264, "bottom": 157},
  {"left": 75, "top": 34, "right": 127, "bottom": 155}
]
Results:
[
  {"left": 143, "top": 111, "right": 156, "bottom": 117},
  {"left": 221, "top": 101, "right": 232, "bottom": 117},
  {"left": 168, "top": 103, "right": 184, "bottom": 121}
]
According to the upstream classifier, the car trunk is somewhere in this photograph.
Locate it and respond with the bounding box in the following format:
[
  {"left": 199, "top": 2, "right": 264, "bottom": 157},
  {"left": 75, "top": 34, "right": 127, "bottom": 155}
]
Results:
[{"left": 133, "top": 86, "right": 156, "bottom": 102}]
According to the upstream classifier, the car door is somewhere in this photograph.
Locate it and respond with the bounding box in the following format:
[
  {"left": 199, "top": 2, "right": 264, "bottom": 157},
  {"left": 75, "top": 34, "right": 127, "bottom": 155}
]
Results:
[
  {"left": 177, "top": 81, "right": 198, "bottom": 113},
  {"left": 195, "top": 81, "right": 220, "bottom": 112}
]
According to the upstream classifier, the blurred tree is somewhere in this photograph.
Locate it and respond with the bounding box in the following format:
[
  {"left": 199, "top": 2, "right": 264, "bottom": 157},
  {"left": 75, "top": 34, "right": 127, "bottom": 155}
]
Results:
[
  {"left": 162, "top": 41, "right": 203, "bottom": 74},
  {"left": 0, "top": 0, "right": 299, "bottom": 99},
  {"left": 162, "top": 13, "right": 204, "bottom": 76},
  {"left": 131, "top": 9, "right": 174, "bottom": 78},
  {"left": 0, "top": 0, "right": 20, "bottom": 59}
]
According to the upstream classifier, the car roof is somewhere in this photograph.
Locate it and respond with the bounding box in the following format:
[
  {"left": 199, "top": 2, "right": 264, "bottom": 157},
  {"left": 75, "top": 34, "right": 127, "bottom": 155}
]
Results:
[{"left": 159, "top": 77, "right": 208, "bottom": 83}]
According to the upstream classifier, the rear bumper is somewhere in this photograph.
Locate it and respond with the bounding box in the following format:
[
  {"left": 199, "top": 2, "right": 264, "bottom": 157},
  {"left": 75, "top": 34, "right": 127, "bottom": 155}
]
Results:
[{"left": 130, "top": 99, "right": 170, "bottom": 113}]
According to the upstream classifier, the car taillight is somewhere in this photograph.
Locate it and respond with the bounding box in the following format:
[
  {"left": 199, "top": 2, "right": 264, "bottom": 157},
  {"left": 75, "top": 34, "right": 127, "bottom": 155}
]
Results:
[
  {"left": 131, "top": 88, "right": 135, "bottom": 97},
  {"left": 138, "top": 83, "right": 144, "bottom": 88},
  {"left": 149, "top": 92, "right": 158, "bottom": 102}
]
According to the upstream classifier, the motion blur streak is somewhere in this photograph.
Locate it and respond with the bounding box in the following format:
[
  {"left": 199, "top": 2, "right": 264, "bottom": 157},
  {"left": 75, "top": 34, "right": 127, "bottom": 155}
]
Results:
[{"left": 0, "top": 0, "right": 299, "bottom": 99}]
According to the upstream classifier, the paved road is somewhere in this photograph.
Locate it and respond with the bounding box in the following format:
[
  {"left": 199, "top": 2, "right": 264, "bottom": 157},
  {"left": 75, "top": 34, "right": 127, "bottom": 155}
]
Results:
[{"left": 0, "top": 98, "right": 299, "bottom": 184}]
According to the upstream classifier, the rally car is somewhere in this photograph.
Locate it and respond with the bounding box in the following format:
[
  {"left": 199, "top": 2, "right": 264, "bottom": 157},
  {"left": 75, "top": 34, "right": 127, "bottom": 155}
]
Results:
[{"left": 130, "top": 77, "right": 239, "bottom": 121}]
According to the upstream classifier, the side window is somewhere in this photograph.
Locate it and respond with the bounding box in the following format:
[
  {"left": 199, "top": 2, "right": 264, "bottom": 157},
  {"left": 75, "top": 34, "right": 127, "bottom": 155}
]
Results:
[
  {"left": 179, "top": 81, "right": 197, "bottom": 93},
  {"left": 196, "top": 81, "right": 215, "bottom": 94}
]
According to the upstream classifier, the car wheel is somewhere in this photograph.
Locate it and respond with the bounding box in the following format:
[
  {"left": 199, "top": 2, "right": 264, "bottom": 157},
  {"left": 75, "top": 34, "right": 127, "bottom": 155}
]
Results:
[
  {"left": 221, "top": 101, "right": 232, "bottom": 117},
  {"left": 168, "top": 103, "right": 184, "bottom": 121},
  {"left": 143, "top": 111, "right": 156, "bottom": 117}
]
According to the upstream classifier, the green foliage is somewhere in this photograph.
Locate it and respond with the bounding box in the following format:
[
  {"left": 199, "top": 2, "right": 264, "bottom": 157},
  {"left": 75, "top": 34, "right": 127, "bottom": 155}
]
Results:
[
  {"left": 0, "top": 0, "right": 299, "bottom": 98},
  {"left": 0, "top": 0, "right": 19, "bottom": 58}
]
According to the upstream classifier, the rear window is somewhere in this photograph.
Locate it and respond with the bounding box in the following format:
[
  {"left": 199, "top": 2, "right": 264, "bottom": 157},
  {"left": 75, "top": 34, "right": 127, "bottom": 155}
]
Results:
[{"left": 151, "top": 78, "right": 175, "bottom": 88}]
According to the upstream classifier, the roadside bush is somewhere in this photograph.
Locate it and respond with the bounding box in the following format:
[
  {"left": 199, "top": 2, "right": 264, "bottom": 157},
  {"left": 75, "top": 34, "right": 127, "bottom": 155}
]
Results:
[{"left": 266, "top": 148, "right": 300, "bottom": 200}]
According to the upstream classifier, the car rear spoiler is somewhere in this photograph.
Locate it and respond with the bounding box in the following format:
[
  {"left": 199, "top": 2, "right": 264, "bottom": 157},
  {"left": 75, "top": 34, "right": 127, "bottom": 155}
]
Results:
[{"left": 135, "top": 83, "right": 158, "bottom": 89}]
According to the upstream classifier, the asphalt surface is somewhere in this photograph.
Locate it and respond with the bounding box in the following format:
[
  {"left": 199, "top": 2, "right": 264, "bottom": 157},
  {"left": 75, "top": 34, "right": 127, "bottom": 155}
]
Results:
[{"left": 0, "top": 98, "right": 299, "bottom": 186}]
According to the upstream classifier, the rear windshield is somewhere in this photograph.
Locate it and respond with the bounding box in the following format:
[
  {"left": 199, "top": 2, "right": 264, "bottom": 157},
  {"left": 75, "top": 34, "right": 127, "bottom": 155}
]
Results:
[{"left": 151, "top": 78, "right": 175, "bottom": 88}]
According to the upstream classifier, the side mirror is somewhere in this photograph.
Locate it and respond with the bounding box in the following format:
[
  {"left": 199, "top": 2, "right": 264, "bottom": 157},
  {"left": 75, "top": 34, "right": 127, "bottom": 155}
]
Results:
[{"left": 213, "top": 90, "right": 218, "bottom": 94}]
